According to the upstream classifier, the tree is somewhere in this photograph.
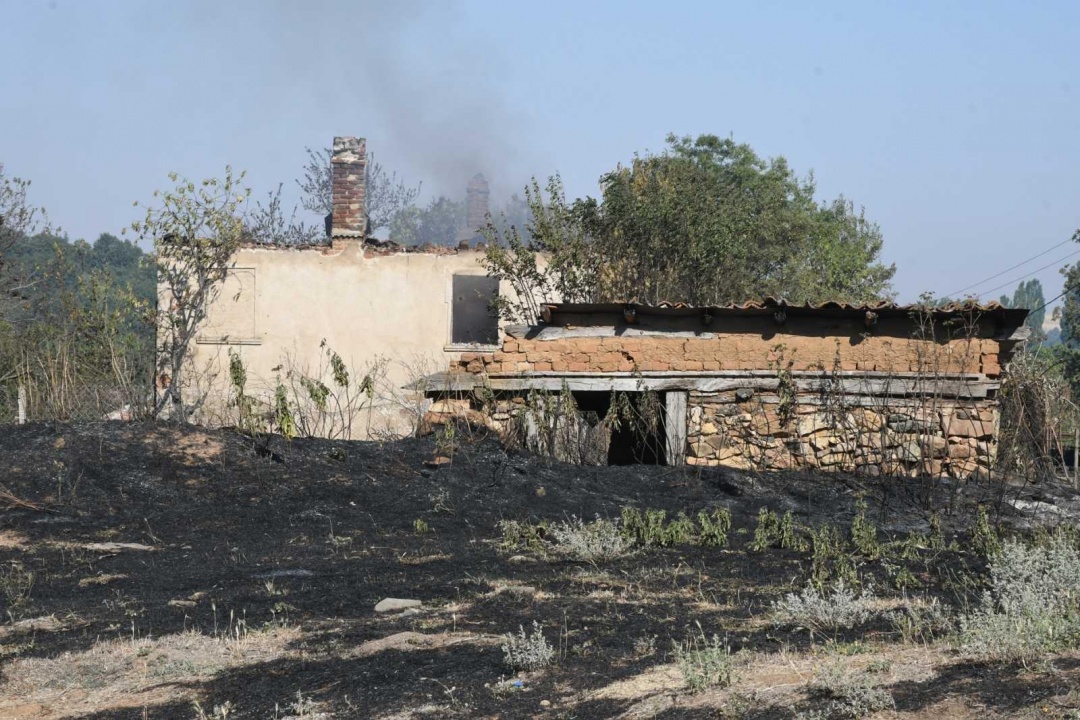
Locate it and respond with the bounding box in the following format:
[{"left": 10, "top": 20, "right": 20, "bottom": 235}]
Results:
[
  {"left": 297, "top": 147, "right": 420, "bottom": 235},
  {"left": 482, "top": 176, "right": 599, "bottom": 322},
  {"left": 389, "top": 196, "right": 466, "bottom": 246},
  {"left": 0, "top": 164, "right": 50, "bottom": 306},
  {"left": 483, "top": 134, "right": 895, "bottom": 323},
  {"left": 128, "top": 168, "right": 250, "bottom": 420},
  {"left": 245, "top": 184, "right": 323, "bottom": 246},
  {"left": 998, "top": 278, "right": 1046, "bottom": 342}
]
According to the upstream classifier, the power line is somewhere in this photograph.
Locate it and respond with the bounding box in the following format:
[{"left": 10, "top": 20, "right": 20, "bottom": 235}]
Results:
[
  {"left": 947, "top": 237, "right": 1075, "bottom": 297},
  {"left": 964, "top": 248, "right": 1080, "bottom": 301}
]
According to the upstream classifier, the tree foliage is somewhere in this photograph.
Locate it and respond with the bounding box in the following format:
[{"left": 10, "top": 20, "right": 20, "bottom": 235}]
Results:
[
  {"left": 128, "top": 168, "right": 249, "bottom": 420},
  {"left": 297, "top": 147, "right": 420, "bottom": 234},
  {"left": 245, "top": 183, "right": 323, "bottom": 246},
  {"left": 483, "top": 134, "right": 895, "bottom": 323},
  {"left": 389, "top": 196, "right": 466, "bottom": 246},
  {"left": 998, "top": 278, "right": 1046, "bottom": 342},
  {"left": 1058, "top": 232, "right": 1080, "bottom": 350},
  {"left": 0, "top": 164, "right": 50, "bottom": 305}
]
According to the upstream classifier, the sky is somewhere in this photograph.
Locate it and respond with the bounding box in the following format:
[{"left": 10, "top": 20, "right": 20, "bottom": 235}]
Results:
[{"left": 2, "top": 0, "right": 1078, "bottom": 307}]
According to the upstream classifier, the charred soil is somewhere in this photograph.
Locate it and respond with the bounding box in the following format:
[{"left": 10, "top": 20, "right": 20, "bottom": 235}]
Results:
[{"left": 1, "top": 421, "right": 1079, "bottom": 719}]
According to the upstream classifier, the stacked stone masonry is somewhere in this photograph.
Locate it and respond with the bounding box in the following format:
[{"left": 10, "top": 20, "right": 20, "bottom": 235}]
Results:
[{"left": 684, "top": 390, "right": 996, "bottom": 477}]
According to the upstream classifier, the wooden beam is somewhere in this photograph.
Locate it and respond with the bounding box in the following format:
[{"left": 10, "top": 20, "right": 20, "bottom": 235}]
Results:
[{"left": 665, "top": 391, "right": 688, "bottom": 466}]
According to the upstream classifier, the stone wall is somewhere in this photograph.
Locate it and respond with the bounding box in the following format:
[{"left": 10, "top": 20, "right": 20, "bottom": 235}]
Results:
[{"left": 686, "top": 389, "right": 995, "bottom": 478}]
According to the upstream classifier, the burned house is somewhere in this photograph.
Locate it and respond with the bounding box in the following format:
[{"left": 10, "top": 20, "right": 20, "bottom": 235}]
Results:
[
  {"left": 187, "top": 132, "right": 1028, "bottom": 472},
  {"left": 428, "top": 301, "right": 1029, "bottom": 477},
  {"left": 184, "top": 136, "right": 514, "bottom": 436}
]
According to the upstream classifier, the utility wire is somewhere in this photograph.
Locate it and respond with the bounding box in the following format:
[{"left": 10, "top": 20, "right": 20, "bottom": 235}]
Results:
[
  {"left": 947, "top": 237, "right": 1074, "bottom": 297},
  {"left": 962, "top": 248, "right": 1080, "bottom": 301}
]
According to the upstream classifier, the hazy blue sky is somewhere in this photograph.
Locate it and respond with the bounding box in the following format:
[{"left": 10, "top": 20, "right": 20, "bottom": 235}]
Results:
[{"left": 2, "top": 0, "right": 1078, "bottom": 305}]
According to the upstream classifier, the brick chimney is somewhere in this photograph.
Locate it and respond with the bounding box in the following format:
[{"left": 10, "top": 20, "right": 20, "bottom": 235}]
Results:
[
  {"left": 331, "top": 136, "right": 367, "bottom": 239},
  {"left": 456, "top": 173, "right": 490, "bottom": 243}
]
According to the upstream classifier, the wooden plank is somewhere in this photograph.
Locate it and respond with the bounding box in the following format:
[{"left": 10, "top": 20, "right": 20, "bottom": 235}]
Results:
[
  {"left": 419, "top": 370, "right": 996, "bottom": 399},
  {"left": 505, "top": 325, "right": 717, "bottom": 341},
  {"left": 665, "top": 391, "right": 688, "bottom": 466},
  {"left": 485, "top": 368, "right": 988, "bottom": 381},
  {"left": 481, "top": 375, "right": 994, "bottom": 398}
]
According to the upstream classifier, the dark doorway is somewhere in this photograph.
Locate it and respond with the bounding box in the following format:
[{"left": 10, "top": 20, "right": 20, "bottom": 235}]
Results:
[{"left": 573, "top": 391, "right": 667, "bottom": 465}]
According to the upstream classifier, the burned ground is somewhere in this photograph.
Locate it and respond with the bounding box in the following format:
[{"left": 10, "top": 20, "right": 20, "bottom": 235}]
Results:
[{"left": 1, "top": 421, "right": 1080, "bottom": 719}]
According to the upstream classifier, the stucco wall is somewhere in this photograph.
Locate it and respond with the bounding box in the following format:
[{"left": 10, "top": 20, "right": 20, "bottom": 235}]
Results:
[{"left": 184, "top": 241, "right": 506, "bottom": 437}]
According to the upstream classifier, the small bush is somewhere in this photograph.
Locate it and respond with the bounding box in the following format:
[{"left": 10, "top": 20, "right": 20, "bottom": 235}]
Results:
[
  {"left": 497, "top": 519, "right": 548, "bottom": 553},
  {"left": 750, "top": 507, "right": 807, "bottom": 552},
  {"left": 550, "top": 515, "right": 633, "bottom": 562},
  {"left": 850, "top": 498, "right": 880, "bottom": 559},
  {"left": 971, "top": 504, "right": 1002, "bottom": 558},
  {"left": 664, "top": 512, "right": 697, "bottom": 546},
  {"left": 957, "top": 531, "right": 1080, "bottom": 662},
  {"left": 802, "top": 663, "right": 894, "bottom": 719},
  {"left": 779, "top": 510, "right": 809, "bottom": 551},
  {"left": 773, "top": 580, "right": 877, "bottom": 632},
  {"left": 889, "top": 597, "right": 953, "bottom": 644},
  {"left": 749, "top": 507, "right": 780, "bottom": 552},
  {"left": 620, "top": 507, "right": 669, "bottom": 546},
  {"left": 502, "top": 621, "right": 555, "bottom": 671},
  {"left": 0, "top": 563, "right": 34, "bottom": 607},
  {"left": 673, "top": 628, "right": 735, "bottom": 693},
  {"left": 697, "top": 508, "right": 732, "bottom": 548},
  {"left": 811, "top": 524, "right": 857, "bottom": 589}
]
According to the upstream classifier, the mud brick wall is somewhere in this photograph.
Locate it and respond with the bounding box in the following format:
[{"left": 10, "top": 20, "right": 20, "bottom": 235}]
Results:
[
  {"left": 454, "top": 327, "right": 1003, "bottom": 378},
  {"left": 451, "top": 315, "right": 1006, "bottom": 379},
  {"left": 685, "top": 389, "right": 996, "bottom": 478}
]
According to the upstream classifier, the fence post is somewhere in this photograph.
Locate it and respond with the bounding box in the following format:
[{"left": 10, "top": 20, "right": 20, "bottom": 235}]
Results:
[
  {"left": 1073, "top": 427, "right": 1078, "bottom": 490},
  {"left": 17, "top": 385, "right": 26, "bottom": 425}
]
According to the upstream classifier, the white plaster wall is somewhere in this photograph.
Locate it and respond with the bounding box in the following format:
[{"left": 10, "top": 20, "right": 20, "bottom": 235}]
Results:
[{"left": 186, "top": 242, "right": 508, "bottom": 438}]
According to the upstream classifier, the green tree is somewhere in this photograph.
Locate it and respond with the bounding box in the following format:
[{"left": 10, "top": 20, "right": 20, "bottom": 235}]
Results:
[
  {"left": 389, "top": 196, "right": 466, "bottom": 246},
  {"left": 129, "top": 168, "right": 250, "bottom": 420},
  {"left": 998, "top": 278, "right": 1046, "bottom": 342},
  {"left": 483, "top": 134, "right": 895, "bottom": 322}
]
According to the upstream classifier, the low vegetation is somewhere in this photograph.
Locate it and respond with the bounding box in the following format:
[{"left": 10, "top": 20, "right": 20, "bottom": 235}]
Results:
[
  {"left": 773, "top": 580, "right": 878, "bottom": 633},
  {"left": 3, "top": 422, "right": 1080, "bottom": 717}
]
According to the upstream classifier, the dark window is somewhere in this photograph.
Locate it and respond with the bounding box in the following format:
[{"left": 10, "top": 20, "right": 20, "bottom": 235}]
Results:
[{"left": 452, "top": 275, "right": 499, "bottom": 345}]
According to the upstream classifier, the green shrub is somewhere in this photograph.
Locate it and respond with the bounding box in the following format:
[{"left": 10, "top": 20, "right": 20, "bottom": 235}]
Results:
[
  {"left": 773, "top": 580, "right": 877, "bottom": 632},
  {"left": 811, "top": 524, "right": 857, "bottom": 589},
  {"left": 498, "top": 519, "right": 548, "bottom": 553},
  {"left": 971, "top": 505, "right": 1002, "bottom": 558},
  {"left": 779, "top": 510, "right": 809, "bottom": 551},
  {"left": 620, "top": 507, "right": 671, "bottom": 547},
  {"left": 697, "top": 508, "right": 732, "bottom": 548},
  {"left": 549, "top": 515, "right": 632, "bottom": 562},
  {"left": 800, "top": 663, "right": 894, "bottom": 719},
  {"left": 889, "top": 597, "right": 952, "bottom": 644},
  {"left": 502, "top": 621, "right": 555, "bottom": 671},
  {"left": 749, "top": 507, "right": 780, "bottom": 552},
  {"left": 674, "top": 627, "right": 735, "bottom": 693},
  {"left": 664, "top": 511, "right": 697, "bottom": 546},
  {"left": 850, "top": 498, "right": 880, "bottom": 559},
  {"left": 957, "top": 531, "right": 1080, "bottom": 662}
]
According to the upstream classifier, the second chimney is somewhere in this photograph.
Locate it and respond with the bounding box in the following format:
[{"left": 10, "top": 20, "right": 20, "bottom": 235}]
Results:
[{"left": 331, "top": 136, "right": 367, "bottom": 239}]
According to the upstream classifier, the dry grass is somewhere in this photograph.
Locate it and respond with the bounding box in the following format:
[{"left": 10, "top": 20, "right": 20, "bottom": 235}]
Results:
[{"left": 0, "top": 626, "right": 300, "bottom": 719}]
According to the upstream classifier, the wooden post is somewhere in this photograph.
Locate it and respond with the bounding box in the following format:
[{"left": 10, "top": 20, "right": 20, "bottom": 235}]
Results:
[
  {"left": 17, "top": 385, "right": 26, "bottom": 425},
  {"left": 665, "top": 391, "right": 688, "bottom": 466},
  {"left": 1067, "top": 427, "right": 1075, "bottom": 490}
]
